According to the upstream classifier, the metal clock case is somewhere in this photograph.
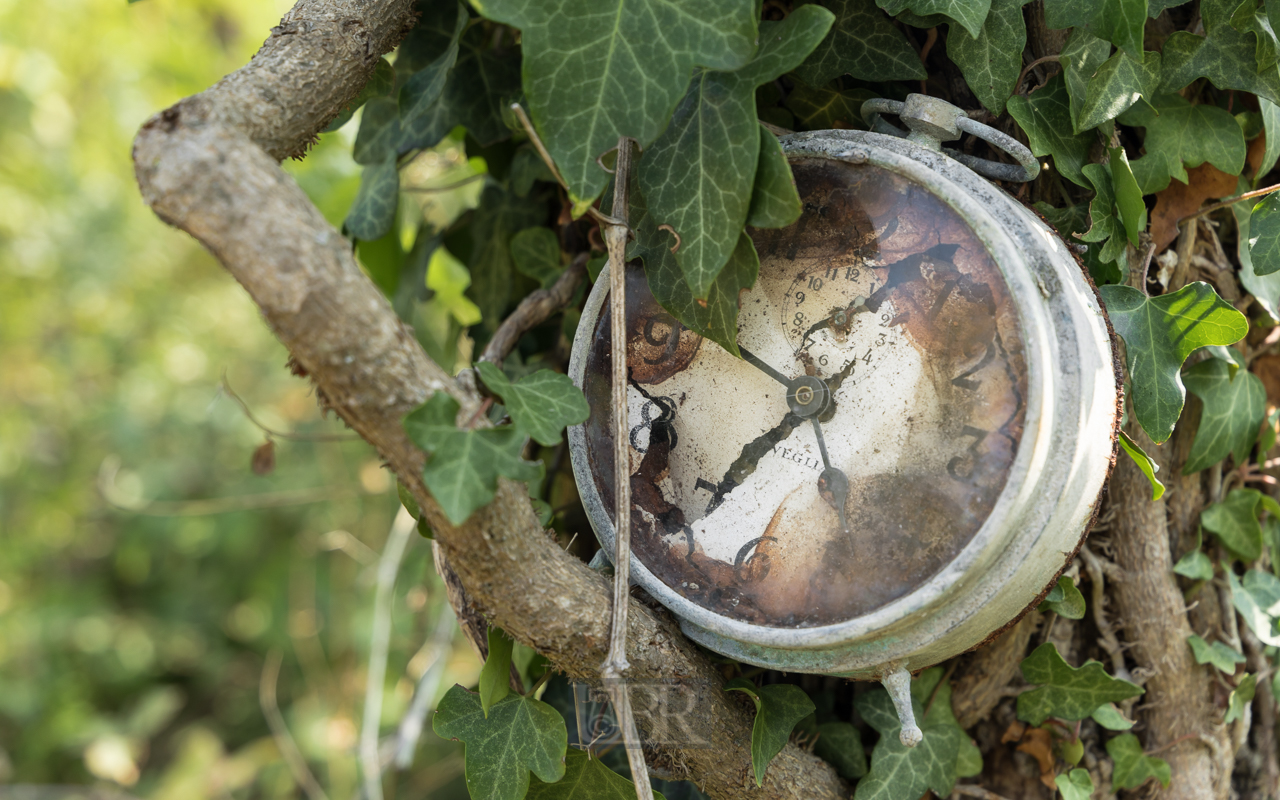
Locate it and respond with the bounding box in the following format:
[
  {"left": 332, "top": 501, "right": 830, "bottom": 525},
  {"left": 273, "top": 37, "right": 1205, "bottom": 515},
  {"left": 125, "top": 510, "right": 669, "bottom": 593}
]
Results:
[{"left": 567, "top": 96, "right": 1118, "bottom": 690}]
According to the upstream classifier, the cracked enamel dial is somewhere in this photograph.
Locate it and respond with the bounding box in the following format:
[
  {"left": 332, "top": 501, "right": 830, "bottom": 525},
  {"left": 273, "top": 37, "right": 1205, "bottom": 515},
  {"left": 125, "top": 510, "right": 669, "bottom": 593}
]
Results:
[{"left": 579, "top": 158, "right": 1028, "bottom": 628}]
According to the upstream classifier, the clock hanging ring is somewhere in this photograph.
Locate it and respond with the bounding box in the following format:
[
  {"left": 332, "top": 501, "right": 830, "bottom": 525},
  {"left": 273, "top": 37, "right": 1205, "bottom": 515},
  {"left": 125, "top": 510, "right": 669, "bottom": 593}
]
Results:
[{"left": 569, "top": 94, "right": 1119, "bottom": 689}]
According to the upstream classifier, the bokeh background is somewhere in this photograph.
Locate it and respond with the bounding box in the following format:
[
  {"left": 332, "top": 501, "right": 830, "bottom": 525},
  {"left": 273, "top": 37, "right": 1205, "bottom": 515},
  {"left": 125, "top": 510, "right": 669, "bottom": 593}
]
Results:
[{"left": 0, "top": 0, "right": 486, "bottom": 793}]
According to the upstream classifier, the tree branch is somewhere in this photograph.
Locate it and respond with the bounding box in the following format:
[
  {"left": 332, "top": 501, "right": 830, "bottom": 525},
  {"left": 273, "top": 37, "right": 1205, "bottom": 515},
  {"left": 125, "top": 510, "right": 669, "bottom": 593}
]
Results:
[{"left": 131, "top": 2, "right": 845, "bottom": 797}]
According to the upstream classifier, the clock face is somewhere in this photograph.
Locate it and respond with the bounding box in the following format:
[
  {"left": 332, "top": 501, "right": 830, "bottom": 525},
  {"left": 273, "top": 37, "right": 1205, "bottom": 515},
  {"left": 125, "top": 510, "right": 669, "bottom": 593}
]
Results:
[{"left": 579, "top": 157, "right": 1028, "bottom": 629}]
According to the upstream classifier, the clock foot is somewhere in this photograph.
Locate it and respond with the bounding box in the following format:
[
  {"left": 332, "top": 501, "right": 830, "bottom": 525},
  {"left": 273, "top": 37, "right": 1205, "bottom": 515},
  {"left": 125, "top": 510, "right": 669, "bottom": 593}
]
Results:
[{"left": 881, "top": 665, "right": 923, "bottom": 747}]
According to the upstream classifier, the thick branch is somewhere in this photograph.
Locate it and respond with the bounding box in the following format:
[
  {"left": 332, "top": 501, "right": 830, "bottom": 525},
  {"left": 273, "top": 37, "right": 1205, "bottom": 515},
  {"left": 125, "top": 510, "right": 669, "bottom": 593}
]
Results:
[{"left": 131, "top": 2, "right": 845, "bottom": 797}]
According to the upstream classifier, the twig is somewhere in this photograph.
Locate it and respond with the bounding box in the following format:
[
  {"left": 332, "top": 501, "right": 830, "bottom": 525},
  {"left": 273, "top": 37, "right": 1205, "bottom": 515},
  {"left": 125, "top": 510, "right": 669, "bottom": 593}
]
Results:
[
  {"left": 1016, "top": 55, "right": 1061, "bottom": 95},
  {"left": 599, "top": 136, "right": 654, "bottom": 800},
  {"left": 401, "top": 174, "right": 485, "bottom": 193},
  {"left": 260, "top": 649, "right": 331, "bottom": 800},
  {"left": 951, "top": 785, "right": 1014, "bottom": 800},
  {"left": 1080, "top": 545, "right": 1132, "bottom": 682},
  {"left": 510, "top": 103, "right": 567, "bottom": 189},
  {"left": 1178, "top": 181, "right": 1280, "bottom": 226},
  {"left": 392, "top": 604, "right": 457, "bottom": 769},
  {"left": 360, "top": 507, "right": 417, "bottom": 800},
  {"left": 480, "top": 253, "right": 590, "bottom": 367},
  {"left": 1137, "top": 238, "right": 1157, "bottom": 296},
  {"left": 218, "top": 374, "right": 361, "bottom": 442}
]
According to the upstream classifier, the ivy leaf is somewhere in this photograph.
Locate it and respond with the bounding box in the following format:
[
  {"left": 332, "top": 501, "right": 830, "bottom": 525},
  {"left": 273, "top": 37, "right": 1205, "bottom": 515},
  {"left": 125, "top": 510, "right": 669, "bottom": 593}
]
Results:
[
  {"left": 398, "top": 3, "right": 467, "bottom": 133},
  {"left": 480, "top": 627, "right": 515, "bottom": 715},
  {"left": 1038, "top": 576, "right": 1086, "bottom": 619},
  {"left": 854, "top": 667, "right": 968, "bottom": 800},
  {"left": 468, "top": 184, "right": 547, "bottom": 327},
  {"left": 526, "top": 749, "right": 667, "bottom": 800},
  {"left": 1118, "top": 430, "right": 1165, "bottom": 500},
  {"left": 1106, "top": 734, "right": 1171, "bottom": 791},
  {"left": 944, "top": 0, "right": 1030, "bottom": 115},
  {"left": 403, "top": 392, "right": 544, "bottom": 524},
  {"left": 324, "top": 57, "right": 395, "bottom": 133},
  {"left": 1035, "top": 201, "right": 1118, "bottom": 284},
  {"left": 1258, "top": 99, "right": 1280, "bottom": 183},
  {"left": 1098, "top": 282, "right": 1249, "bottom": 444},
  {"left": 472, "top": 0, "right": 759, "bottom": 205},
  {"left": 432, "top": 685, "right": 567, "bottom": 800},
  {"left": 345, "top": 155, "right": 400, "bottom": 241},
  {"left": 1091, "top": 703, "right": 1136, "bottom": 730},
  {"left": 631, "top": 177, "right": 759, "bottom": 358},
  {"left": 1230, "top": 0, "right": 1280, "bottom": 72},
  {"left": 639, "top": 8, "right": 833, "bottom": 299},
  {"left": 1078, "top": 50, "right": 1161, "bottom": 133},
  {"left": 1250, "top": 194, "right": 1280, "bottom": 276},
  {"left": 1044, "top": 0, "right": 1147, "bottom": 57},
  {"left": 353, "top": 97, "right": 403, "bottom": 166},
  {"left": 793, "top": 0, "right": 926, "bottom": 84},
  {"left": 725, "top": 679, "right": 816, "bottom": 787},
  {"left": 1119, "top": 94, "right": 1247, "bottom": 195},
  {"left": 1008, "top": 76, "right": 1092, "bottom": 188},
  {"left": 1110, "top": 146, "right": 1145, "bottom": 247},
  {"left": 1017, "top": 643, "right": 1144, "bottom": 725},
  {"left": 1225, "top": 673, "right": 1257, "bottom": 724},
  {"left": 511, "top": 146, "right": 558, "bottom": 198},
  {"left": 1160, "top": 0, "right": 1280, "bottom": 106},
  {"left": 1173, "top": 527, "right": 1215, "bottom": 580},
  {"left": 1056, "top": 768, "right": 1095, "bottom": 800},
  {"left": 1202, "top": 488, "right": 1269, "bottom": 560},
  {"left": 1181, "top": 357, "right": 1266, "bottom": 473},
  {"left": 1188, "top": 634, "right": 1247, "bottom": 674},
  {"left": 426, "top": 246, "right": 483, "bottom": 327},
  {"left": 876, "top": 0, "right": 991, "bottom": 38},
  {"left": 1234, "top": 175, "right": 1280, "bottom": 321},
  {"left": 1229, "top": 569, "right": 1280, "bottom": 646},
  {"left": 510, "top": 226, "right": 564, "bottom": 288},
  {"left": 1061, "top": 28, "right": 1113, "bottom": 134},
  {"left": 811, "top": 721, "right": 868, "bottom": 780},
  {"left": 1080, "top": 164, "right": 1130, "bottom": 272},
  {"left": 474, "top": 363, "right": 589, "bottom": 447},
  {"left": 747, "top": 127, "right": 803, "bottom": 229},
  {"left": 784, "top": 79, "right": 875, "bottom": 131}
]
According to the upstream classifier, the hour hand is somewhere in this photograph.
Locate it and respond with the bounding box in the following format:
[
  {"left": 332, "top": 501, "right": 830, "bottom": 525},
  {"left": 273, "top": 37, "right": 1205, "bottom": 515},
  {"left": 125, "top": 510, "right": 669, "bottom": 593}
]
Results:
[
  {"left": 738, "top": 346, "right": 792, "bottom": 388},
  {"left": 812, "top": 416, "right": 850, "bottom": 533}
]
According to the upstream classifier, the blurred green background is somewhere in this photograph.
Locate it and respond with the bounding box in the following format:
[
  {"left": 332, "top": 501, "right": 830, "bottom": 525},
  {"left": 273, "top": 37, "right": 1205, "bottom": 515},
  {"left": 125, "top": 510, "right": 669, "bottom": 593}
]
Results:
[{"left": 0, "top": 0, "right": 483, "bottom": 794}]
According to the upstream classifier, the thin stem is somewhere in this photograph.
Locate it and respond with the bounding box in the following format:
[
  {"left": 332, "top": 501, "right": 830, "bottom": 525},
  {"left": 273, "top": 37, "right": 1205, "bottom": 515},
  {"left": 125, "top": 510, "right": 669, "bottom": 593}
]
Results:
[
  {"left": 510, "top": 103, "right": 567, "bottom": 190},
  {"left": 1179, "top": 181, "right": 1280, "bottom": 226},
  {"left": 260, "top": 649, "right": 331, "bottom": 800},
  {"left": 525, "top": 668, "right": 554, "bottom": 697},
  {"left": 1016, "top": 55, "right": 1061, "bottom": 95},
  {"left": 219, "top": 375, "right": 361, "bottom": 442},
  {"left": 1138, "top": 239, "right": 1157, "bottom": 297}
]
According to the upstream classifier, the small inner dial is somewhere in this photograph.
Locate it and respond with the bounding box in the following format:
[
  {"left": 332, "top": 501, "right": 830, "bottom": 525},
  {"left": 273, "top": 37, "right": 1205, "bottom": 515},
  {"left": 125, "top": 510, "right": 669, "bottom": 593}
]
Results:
[{"left": 580, "top": 158, "right": 1028, "bottom": 628}]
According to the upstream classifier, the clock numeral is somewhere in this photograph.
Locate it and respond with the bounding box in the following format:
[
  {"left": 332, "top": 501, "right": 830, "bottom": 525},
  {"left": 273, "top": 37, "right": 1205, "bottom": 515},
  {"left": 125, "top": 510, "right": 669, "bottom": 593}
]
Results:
[
  {"left": 794, "top": 291, "right": 806, "bottom": 306},
  {"left": 860, "top": 348, "right": 872, "bottom": 365},
  {"left": 845, "top": 267, "right": 860, "bottom": 281},
  {"left": 734, "top": 536, "right": 777, "bottom": 584},
  {"left": 629, "top": 396, "right": 677, "bottom": 454},
  {"left": 694, "top": 477, "right": 723, "bottom": 515},
  {"left": 951, "top": 343, "right": 995, "bottom": 391},
  {"left": 807, "top": 276, "right": 824, "bottom": 290},
  {"left": 947, "top": 426, "right": 988, "bottom": 480},
  {"left": 793, "top": 311, "right": 806, "bottom": 328},
  {"left": 642, "top": 314, "right": 684, "bottom": 365}
]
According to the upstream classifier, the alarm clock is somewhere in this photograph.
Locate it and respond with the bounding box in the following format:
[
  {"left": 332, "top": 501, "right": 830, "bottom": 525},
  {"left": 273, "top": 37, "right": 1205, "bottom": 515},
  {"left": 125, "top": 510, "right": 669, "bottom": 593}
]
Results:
[{"left": 567, "top": 94, "right": 1118, "bottom": 736}]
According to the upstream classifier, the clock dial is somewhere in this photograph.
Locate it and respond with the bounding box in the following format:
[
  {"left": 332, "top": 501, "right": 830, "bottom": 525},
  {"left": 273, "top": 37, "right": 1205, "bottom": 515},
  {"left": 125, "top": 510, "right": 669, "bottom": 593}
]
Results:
[{"left": 580, "top": 158, "right": 1027, "bottom": 628}]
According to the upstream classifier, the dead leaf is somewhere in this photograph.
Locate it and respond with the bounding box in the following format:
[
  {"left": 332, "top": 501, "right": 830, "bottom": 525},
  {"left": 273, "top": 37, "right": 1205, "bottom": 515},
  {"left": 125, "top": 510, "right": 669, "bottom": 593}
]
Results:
[
  {"left": 251, "top": 440, "right": 276, "bottom": 475},
  {"left": 1015, "top": 726, "right": 1057, "bottom": 790},
  {"left": 1250, "top": 131, "right": 1268, "bottom": 177},
  {"left": 1149, "top": 163, "right": 1238, "bottom": 252},
  {"left": 1255, "top": 354, "right": 1280, "bottom": 409},
  {"left": 1001, "top": 719, "right": 1027, "bottom": 744}
]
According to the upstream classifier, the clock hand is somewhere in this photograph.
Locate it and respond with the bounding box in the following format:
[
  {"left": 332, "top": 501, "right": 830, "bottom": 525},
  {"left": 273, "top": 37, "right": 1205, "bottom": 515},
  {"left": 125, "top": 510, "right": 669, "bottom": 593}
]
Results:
[
  {"left": 811, "top": 417, "right": 850, "bottom": 533},
  {"left": 703, "top": 410, "right": 804, "bottom": 514},
  {"left": 799, "top": 296, "right": 870, "bottom": 348},
  {"left": 738, "top": 345, "right": 792, "bottom": 387}
]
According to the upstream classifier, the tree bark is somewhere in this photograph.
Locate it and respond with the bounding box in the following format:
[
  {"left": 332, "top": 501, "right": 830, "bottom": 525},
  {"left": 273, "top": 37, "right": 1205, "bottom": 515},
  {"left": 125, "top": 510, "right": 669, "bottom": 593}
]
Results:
[{"left": 131, "top": 2, "right": 846, "bottom": 797}]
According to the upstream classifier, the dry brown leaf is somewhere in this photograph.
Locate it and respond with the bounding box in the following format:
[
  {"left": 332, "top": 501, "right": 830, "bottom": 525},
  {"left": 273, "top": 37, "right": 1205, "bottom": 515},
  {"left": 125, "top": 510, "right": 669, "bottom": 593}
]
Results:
[
  {"left": 251, "top": 439, "right": 276, "bottom": 475},
  {"left": 1254, "top": 354, "right": 1280, "bottom": 408},
  {"left": 1149, "top": 163, "right": 1238, "bottom": 252},
  {"left": 1000, "top": 719, "right": 1027, "bottom": 744},
  {"left": 1249, "top": 131, "right": 1268, "bottom": 177},
  {"left": 1015, "top": 726, "right": 1057, "bottom": 789}
]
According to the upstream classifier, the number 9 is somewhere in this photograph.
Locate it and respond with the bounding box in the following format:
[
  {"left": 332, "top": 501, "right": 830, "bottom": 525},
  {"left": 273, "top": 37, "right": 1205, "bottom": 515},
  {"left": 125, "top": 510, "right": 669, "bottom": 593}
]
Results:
[{"left": 795, "top": 291, "right": 805, "bottom": 305}]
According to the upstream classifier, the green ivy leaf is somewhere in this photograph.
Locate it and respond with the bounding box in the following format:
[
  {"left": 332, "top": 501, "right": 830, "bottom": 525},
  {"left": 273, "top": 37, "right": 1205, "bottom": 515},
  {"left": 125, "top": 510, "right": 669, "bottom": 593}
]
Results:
[
  {"left": 945, "top": 0, "right": 1030, "bottom": 115},
  {"left": 1118, "top": 431, "right": 1165, "bottom": 501},
  {"left": 353, "top": 97, "right": 404, "bottom": 166},
  {"left": 793, "top": 0, "right": 926, "bottom": 84},
  {"left": 471, "top": 0, "right": 759, "bottom": 205},
  {"left": 526, "top": 749, "right": 667, "bottom": 799},
  {"left": 510, "top": 227, "right": 564, "bottom": 288},
  {"left": 324, "top": 57, "right": 395, "bottom": 133},
  {"left": 474, "top": 363, "right": 589, "bottom": 446},
  {"left": 1173, "top": 527, "right": 1216, "bottom": 580},
  {"left": 1230, "top": 569, "right": 1280, "bottom": 645},
  {"left": 1098, "top": 282, "right": 1249, "bottom": 444},
  {"left": 1258, "top": 99, "right": 1280, "bottom": 183},
  {"left": 639, "top": 8, "right": 833, "bottom": 299},
  {"left": 1017, "top": 643, "right": 1144, "bottom": 725},
  {"left": 784, "top": 79, "right": 875, "bottom": 131},
  {"left": 1044, "top": 0, "right": 1147, "bottom": 57},
  {"left": 1181, "top": 357, "right": 1266, "bottom": 473},
  {"left": 1008, "top": 76, "right": 1092, "bottom": 188},
  {"left": 1230, "top": 0, "right": 1280, "bottom": 72},
  {"left": 1080, "top": 163, "right": 1129, "bottom": 270},
  {"left": 426, "top": 246, "right": 483, "bottom": 327},
  {"left": 480, "top": 627, "right": 515, "bottom": 715},
  {"left": 747, "top": 127, "right": 803, "bottom": 229},
  {"left": 1160, "top": 0, "right": 1280, "bottom": 106},
  {"left": 1034, "top": 201, "right": 1118, "bottom": 284},
  {"left": 1091, "top": 703, "right": 1136, "bottom": 730},
  {"left": 1188, "top": 634, "right": 1247, "bottom": 674},
  {"left": 1061, "top": 28, "right": 1113, "bottom": 134},
  {"left": 811, "top": 721, "right": 868, "bottom": 780},
  {"left": 1106, "top": 733, "right": 1171, "bottom": 791},
  {"left": 854, "top": 667, "right": 968, "bottom": 800},
  {"left": 511, "top": 146, "right": 558, "bottom": 198},
  {"left": 432, "top": 685, "right": 567, "bottom": 800},
  {"left": 1119, "top": 94, "right": 1247, "bottom": 195},
  {"left": 1079, "top": 50, "right": 1161, "bottom": 134},
  {"left": 398, "top": 3, "right": 467, "bottom": 135},
  {"left": 345, "top": 155, "right": 400, "bottom": 241},
  {"left": 1250, "top": 193, "right": 1280, "bottom": 276},
  {"left": 631, "top": 179, "right": 759, "bottom": 358},
  {"left": 725, "top": 679, "right": 816, "bottom": 787},
  {"left": 1110, "top": 146, "right": 1145, "bottom": 247},
  {"left": 1202, "top": 488, "right": 1271, "bottom": 560},
  {"left": 1056, "top": 768, "right": 1095, "bottom": 800},
  {"left": 403, "top": 392, "right": 544, "bottom": 524},
  {"left": 1234, "top": 175, "right": 1280, "bottom": 321},
  {"left": 1225, "top": 673, "right": 1257, "bottom": 724},
  {"left": 1038, "top": 576, "right": 1086, "bottom": 619},
  {"left": 877, "top": 0, "right": 991, "bottom": 37},
  {"left": 468, "top": 184, "right": 547, "bottom": 327}
]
